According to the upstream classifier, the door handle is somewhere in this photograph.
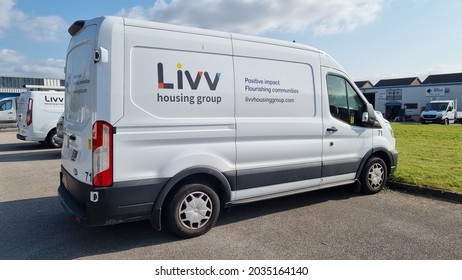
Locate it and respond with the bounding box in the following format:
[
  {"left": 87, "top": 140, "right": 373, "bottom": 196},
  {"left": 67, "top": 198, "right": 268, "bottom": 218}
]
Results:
[
  {"left": 69, "top": 134, "right": 76, "bottom": 141},
  {"left": 327, "top": 126, "right": 338, "bottom": 132}
]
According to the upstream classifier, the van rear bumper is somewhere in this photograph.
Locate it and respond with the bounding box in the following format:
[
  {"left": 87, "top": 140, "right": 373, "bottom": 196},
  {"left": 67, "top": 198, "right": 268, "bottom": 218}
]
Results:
[
  {"left": 58, "top": 183, "right": 89, "bottom": 224},
  {"left": 58, "top": 168, "right": 112, "bottom": 226},
  {"left": 16, "top": 134, "right": 26, "bottom": 141},
  {"left": 58, "top": 166, "right": 168, "bottom": 226}
]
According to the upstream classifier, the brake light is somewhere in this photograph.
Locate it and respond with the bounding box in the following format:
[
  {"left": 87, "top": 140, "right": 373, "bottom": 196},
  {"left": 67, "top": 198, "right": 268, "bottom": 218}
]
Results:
[
  {"left": 92, "top": 121, "right": 113, "bottom": 187},
  {"left": 26, "top": 98, "right": 33, "bottom": 126}
]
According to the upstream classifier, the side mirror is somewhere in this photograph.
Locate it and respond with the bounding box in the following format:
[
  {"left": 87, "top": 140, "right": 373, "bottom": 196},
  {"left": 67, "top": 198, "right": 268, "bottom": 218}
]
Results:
[
  {"left": 362, "top": 103, "right": 377, "bottom": 126},
  {"left": 362, "top": 112, "right": 369, "bottom": 122}
]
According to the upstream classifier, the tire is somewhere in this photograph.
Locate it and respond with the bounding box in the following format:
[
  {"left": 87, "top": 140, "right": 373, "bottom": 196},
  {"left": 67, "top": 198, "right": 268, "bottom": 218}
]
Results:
[
  {"left": 360, "top": 157, "right": 387, "bottom": 194},
  {"left": 46, "top": 128, "right": 60, "bottom": 148},
  {"left": 165, "top": 183, "right": 220, "bottom": 238},
  {"left": 444, "top": 118, "right": 450, "bottom": 125}
]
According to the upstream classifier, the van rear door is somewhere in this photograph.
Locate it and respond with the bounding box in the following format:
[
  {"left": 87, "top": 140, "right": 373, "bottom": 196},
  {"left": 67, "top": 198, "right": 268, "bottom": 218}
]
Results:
[
  {"left": 61, "top": 23, "right": 97, "bottom": 186},
  {"left": 16, "top": 93, "right": 30, "bottom": 134}
]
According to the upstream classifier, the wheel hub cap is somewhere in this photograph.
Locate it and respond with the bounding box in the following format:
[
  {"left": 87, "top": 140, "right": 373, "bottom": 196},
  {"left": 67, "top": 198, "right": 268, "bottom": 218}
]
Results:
[
  {"left": 368, "top": 163, "right": 384, "bottom": 189},
  {"left": 179, "top": 191, "right": 213, "bottom": 229}
]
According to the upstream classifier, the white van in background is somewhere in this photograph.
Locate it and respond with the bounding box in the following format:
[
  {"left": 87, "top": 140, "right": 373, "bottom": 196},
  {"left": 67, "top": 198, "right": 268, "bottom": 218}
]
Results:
[
  {"left": 0, "top": 97, "right": 17, "bottom": 129},
  {"left": 16, "top": 86, "right": 65, "bottom": 148},
  {"left": 58, "top": 17, "right": 398, "bottom": 238}
]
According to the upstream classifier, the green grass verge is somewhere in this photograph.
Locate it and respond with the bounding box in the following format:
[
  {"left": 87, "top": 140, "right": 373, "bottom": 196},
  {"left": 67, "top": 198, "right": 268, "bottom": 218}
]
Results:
[{"left": 390, "top": 123, "right": 462, "bottom": 193}]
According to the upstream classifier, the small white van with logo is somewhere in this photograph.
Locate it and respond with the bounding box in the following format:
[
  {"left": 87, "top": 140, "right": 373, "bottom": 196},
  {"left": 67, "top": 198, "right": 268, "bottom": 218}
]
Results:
[
  {"left": 58, "top": 17, "right": 398, "bottom": 238},
  {"left": 16, "top": 86, "right": 64, "bottom": 148}
]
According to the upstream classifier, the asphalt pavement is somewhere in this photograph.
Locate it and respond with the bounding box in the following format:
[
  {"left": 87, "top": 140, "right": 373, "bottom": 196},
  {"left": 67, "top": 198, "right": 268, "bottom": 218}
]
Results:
[{"left": 1, "top": 128, "right": 461, "bottom": 260}]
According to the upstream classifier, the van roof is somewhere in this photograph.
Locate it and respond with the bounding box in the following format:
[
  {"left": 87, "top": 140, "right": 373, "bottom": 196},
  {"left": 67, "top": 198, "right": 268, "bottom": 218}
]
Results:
[
  {"left": 72, "top": 16, "right": 322, "bottom": 55},
  {"left": 69, "top": 16, "right": 345, "bottom": 74},
  {"left": 23, "top": 85, "right": 64, "bottom": 91}
]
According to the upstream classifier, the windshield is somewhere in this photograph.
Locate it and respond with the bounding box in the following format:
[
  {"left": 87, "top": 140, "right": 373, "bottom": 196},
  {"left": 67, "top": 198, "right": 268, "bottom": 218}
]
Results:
[{"left": 425, "top": 102, "right": 448, "bottom": 111}]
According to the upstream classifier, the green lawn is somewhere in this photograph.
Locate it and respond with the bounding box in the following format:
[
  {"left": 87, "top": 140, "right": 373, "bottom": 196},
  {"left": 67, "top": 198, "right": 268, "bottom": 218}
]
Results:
[{"left": 390, "top": 123, "right": 462, "bottom": 193}]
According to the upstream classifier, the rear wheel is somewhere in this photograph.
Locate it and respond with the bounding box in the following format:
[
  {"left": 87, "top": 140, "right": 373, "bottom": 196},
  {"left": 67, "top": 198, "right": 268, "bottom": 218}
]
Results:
[
  {"left": 165, "top": 182, "right": 220, "bottom": 238},
  {"left": 360, "top": 157, "right": 387, "bottom": 194}
]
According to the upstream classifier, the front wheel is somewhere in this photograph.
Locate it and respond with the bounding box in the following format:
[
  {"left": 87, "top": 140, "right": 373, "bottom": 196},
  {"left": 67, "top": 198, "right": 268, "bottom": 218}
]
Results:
[
  {"left": 165, "top": 183, "right": 220, "bottom": 238},
  {"left": 360, "top": 157, "right": 387, "bottom": 194}
]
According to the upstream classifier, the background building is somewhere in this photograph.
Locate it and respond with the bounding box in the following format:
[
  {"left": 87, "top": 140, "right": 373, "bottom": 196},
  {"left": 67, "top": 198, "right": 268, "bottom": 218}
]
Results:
[
  {"left": 3, "top": 73, "right": 462, "bottom": 122},
  {"left": 358, "top": 73, "right": 462, "bottom": 121},
  {"left": 0, "top": 76, "right": 65, "bottom": 99}
]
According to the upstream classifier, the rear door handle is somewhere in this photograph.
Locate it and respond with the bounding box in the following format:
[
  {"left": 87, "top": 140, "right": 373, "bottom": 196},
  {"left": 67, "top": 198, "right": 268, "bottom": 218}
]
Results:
[{"left": 327, "top": 126, "right": 338, "bottom": 132}]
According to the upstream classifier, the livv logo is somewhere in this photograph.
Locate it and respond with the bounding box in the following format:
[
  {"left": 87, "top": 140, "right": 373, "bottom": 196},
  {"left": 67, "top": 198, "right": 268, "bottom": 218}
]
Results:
[
  {"left": 44, "top": 96, "right": 64, "bottom": 103},
  {"left": 157, "top": 63, "right": 221, "bottom": 91}
]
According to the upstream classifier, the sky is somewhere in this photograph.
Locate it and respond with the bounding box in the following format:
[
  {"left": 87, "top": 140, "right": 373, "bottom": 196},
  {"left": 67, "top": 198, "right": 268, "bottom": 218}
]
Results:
[{"left": 0, "top": 0, "right": 461, "bottom": 84}]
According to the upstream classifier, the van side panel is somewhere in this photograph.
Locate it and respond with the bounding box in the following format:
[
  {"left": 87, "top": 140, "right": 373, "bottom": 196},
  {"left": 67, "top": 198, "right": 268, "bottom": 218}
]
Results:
[
  {"left": 113, "top": 25, "right": 236, "bottom": 185},
  {"left": 232, "top": 39, "right": 323, "bottom": 201},
  {"left": 33, "top": 92, "right": 64, "bottom": 136}
]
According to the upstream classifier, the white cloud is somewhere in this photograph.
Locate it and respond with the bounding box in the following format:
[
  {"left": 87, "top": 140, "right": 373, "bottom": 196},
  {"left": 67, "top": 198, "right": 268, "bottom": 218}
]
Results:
[
  {"left": 0, "top": 0, "right": 66, "bottom": 78},
  {"left": 0, "top": 0, "right": 13, "bottom": 28},
  {"left": 19, "top": 59, "right": 65, "bottom": 78},
  {"left": 0, "top": 0, "right": 65, "bottom": 42},
  {"left": 0, "top": 0, "right": 24, "bottom": 37},
  {"left": 117, "top": 0, "right": 385, "bottom": 36},
  {"left": 18, "top": 15, "right": 67, "bottom": 42},
  {"left": 0, "top": 48, "right": 25, "bottom": 64},
  {"left": 0, "top": 48, "right": 64, "bottom": 78}
]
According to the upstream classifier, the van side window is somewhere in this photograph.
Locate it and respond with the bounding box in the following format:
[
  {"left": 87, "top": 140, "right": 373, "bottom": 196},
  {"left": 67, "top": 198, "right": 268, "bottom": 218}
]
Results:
[
  {"left": 0, "top": 100, "right": 12, "bottom": 111},
  {"left": 326, "top": 75, "right": 365, "bottom": 126}
]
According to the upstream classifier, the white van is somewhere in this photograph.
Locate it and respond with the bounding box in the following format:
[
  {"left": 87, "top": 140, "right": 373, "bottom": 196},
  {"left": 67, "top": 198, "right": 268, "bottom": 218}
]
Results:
[
  {"left": 58, "top": 17, "right": 398, "bottom": 238},
  {"left": 0, "top": 97, "right": 17, "bottom": 129},
  {"left": 16, "top": 86, "right": 64, "bottom": 148}
]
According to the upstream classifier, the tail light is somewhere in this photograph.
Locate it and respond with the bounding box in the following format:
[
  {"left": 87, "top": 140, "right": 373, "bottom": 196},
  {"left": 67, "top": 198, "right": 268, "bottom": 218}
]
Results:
[
  {"left": 26, "top": 98, "right": 33, "bottom": 126},
  {"left": 92, "top": 121, "right": 113, "bottom": 187}
]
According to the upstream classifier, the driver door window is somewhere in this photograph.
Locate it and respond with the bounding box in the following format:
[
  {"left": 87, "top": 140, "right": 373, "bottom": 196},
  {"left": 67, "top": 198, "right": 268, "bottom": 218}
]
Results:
[
  {"left": 327, "top": 75, "right": 365, "bottom": 126},
  {"left": 0, "top": 100, "right": 12, "bottom": 111}
]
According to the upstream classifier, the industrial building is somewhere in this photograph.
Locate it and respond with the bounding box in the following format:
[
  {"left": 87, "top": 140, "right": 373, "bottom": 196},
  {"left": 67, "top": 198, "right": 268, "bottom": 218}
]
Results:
[
  {"left": 357, "top": 73, "right": 462, "bottom": 121},
  {"left": 0, "top": 76, "right": 64, "bottom": 99},
  {"left": 2, "top": 73, "right": 462, "bottom": 122}
]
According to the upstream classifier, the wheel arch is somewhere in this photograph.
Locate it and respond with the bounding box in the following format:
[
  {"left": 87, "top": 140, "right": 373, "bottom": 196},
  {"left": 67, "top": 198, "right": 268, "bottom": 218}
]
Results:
[
  {"left": 150, "top": 166, "right": 233, "bottom": 231},
  {"left": 355, "top": 147, "right": 394, "bottom": 180},
  {"left": 45, "top": 127, "right": 59, "bottom": 148}
]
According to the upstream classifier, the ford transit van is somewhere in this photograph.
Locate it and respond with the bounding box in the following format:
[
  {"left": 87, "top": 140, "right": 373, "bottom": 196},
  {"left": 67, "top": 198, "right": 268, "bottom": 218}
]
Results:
[{"left": 58, "top": 16, "right": 398, "bottom": 238}]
